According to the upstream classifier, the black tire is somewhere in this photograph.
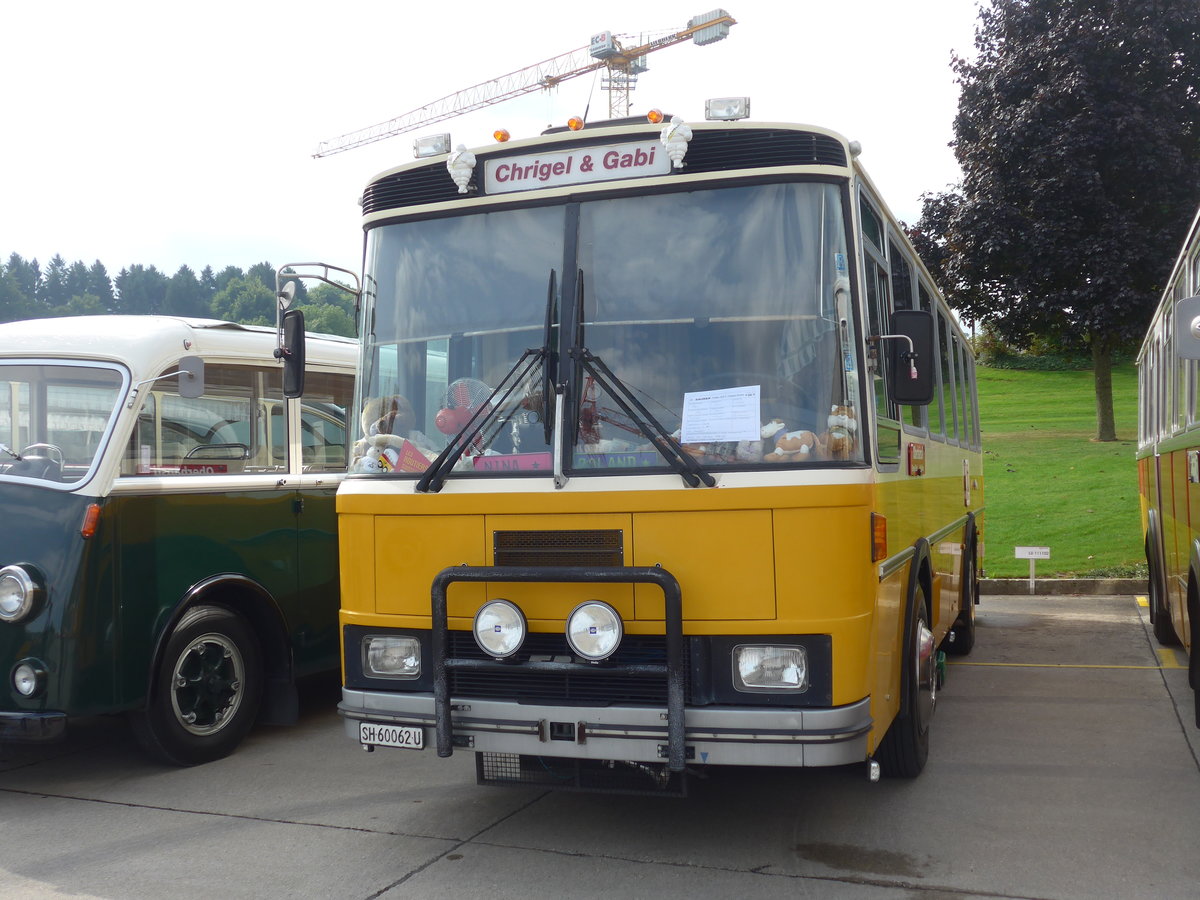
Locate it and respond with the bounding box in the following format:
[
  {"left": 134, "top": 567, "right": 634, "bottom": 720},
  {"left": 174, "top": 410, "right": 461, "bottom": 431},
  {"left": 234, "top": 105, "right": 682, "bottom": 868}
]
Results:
[
  {"left": 132, "top": 605, "right": 262, "bottom": 766},
  {"left": 877, "top": 598, "right": 935, "bottom": 778},
  {"left": 1148, "top": 538, "right": 1180, "bottom": 646},
  {"left": 945, "top": 542, "right": 977, "bottom": 656}
]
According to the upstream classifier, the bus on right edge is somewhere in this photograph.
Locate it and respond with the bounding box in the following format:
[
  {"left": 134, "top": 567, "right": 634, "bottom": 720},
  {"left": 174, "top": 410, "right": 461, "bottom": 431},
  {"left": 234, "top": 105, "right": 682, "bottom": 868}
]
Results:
[{"left": 1138, "top": 202, "right": 1200, "bottom": 724}]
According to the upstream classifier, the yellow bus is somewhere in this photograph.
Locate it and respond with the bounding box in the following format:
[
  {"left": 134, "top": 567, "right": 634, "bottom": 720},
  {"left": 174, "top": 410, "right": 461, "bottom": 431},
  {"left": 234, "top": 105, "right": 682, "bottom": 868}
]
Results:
[
  {"left": 334, "top": 104, "right": 983, "bottom": 791},
  {"left": 1138, "top": 203, "right": 1200, "bottom": 725}
]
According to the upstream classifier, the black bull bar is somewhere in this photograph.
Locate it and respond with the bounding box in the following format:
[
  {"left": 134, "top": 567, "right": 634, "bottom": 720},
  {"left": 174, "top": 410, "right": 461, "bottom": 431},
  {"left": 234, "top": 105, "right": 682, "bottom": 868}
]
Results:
[{"left": 431, "top": 564, "right": 686, "bottom": 771}]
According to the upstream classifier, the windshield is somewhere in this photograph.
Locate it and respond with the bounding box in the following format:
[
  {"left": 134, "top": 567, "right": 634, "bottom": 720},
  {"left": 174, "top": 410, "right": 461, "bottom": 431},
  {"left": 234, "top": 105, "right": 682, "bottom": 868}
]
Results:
[
  {"left": 0, "top": 363, "right": 126, "bottom": 487},
  {"left": 355, "top": 180, "right": 861, "bottom": 480}
]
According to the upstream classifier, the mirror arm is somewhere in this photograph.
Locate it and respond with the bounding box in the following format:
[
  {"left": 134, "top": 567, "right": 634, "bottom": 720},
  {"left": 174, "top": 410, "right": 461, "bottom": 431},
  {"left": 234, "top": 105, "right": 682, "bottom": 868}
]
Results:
[{"left": 868, "top": 333, "right": 918, "bottom": 380}]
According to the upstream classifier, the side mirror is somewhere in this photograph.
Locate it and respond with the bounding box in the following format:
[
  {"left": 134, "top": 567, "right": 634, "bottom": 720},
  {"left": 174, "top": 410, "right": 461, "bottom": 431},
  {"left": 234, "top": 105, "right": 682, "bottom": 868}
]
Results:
[
  {"left": 177, "top": 356, "right": 205, "bottom": 399},
  {"left": 278, "top": 281, "right": 297, "bottom": 311},
  {"left": 1175, "top": 296, "right": 1200, "bottom": 359},
  {"left": 883, "top": 309, "right": 935, "bottom": 406},
  {"left": 277, "top": 308, "right": 307, "bottom": 398}
]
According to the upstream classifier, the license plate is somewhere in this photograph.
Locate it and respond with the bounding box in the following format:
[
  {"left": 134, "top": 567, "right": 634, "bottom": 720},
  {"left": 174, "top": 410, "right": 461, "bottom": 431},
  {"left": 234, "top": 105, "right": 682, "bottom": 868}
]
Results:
[{"left": 359, "top": 721, "right": 424, "bottom": 750}]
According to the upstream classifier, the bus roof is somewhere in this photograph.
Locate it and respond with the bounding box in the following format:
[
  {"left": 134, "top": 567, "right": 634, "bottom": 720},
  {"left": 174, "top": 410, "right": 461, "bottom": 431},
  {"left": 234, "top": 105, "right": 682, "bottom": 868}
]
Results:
[{"left": 0, "top": 315, "right": 355, "bottom": 373}]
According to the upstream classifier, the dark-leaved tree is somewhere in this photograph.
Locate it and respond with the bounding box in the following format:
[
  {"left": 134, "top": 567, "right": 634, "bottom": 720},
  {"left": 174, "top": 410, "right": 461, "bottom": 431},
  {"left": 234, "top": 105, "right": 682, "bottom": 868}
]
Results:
[
  {"left": 915, "top": 0, "right": 1200, "bottom": 441},
  {"left": 114, "top": 265, "right": 169, "bottom": 315}
]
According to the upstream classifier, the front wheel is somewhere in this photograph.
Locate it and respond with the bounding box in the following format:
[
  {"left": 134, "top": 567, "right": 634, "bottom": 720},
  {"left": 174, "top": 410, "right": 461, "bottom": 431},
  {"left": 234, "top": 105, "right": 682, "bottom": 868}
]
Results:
[
  {"left": 876, "top": 600, "right": 935, "bottom": 778},
  {"left": 132, "top": 605, "right": 263, "bottom": 766}
]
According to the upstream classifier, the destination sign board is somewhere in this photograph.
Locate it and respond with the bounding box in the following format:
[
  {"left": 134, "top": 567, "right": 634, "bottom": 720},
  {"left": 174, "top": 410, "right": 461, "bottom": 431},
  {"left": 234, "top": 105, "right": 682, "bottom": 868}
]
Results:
[{"left": 484, "top": 140, "right": 671, "bottom": 194}]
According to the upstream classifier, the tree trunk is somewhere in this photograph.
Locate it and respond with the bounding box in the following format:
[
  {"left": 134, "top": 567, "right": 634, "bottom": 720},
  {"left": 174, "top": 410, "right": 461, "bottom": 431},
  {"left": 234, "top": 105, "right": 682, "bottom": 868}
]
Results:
[{"left": 1092, "top": 337, "right": 1117, "bottom": 441}]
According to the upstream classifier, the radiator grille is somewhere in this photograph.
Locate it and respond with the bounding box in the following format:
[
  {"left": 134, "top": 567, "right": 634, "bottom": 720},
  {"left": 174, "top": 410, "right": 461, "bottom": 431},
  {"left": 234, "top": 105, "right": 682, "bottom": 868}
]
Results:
[
  {"left": 447, "top": 631, "right": 687, "bottom": 705},
  {"left": 493, "top": 529, "right": 623, "bottom": 568}
]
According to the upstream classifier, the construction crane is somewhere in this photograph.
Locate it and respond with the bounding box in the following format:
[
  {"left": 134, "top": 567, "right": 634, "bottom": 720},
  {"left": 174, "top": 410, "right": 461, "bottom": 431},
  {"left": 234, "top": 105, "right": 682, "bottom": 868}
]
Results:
[{"left": 313, "top": 9, "right": 735, "bottom": 158}]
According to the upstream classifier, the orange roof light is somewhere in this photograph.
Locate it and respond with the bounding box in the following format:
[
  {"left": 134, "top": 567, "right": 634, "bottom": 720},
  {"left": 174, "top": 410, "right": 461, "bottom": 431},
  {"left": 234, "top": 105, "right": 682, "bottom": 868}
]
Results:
[
  {"left": 493, "top": 128, "right": 511, "bottom": 143},
  {"left": 647, "top": 108, "right": 665, "bottom": 124},
  {"left": 567, "top": 116, "right": 585, "bottom": 132}
]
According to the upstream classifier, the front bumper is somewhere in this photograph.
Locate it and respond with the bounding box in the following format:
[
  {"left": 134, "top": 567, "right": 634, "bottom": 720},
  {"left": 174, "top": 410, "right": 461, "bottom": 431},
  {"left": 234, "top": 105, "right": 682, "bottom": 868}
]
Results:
[
  {"left": 0, "top": 710, "right": 67, "bottom": 743},
  {"left": 340, "top": 690, "right": 872, "bottom": 768}
]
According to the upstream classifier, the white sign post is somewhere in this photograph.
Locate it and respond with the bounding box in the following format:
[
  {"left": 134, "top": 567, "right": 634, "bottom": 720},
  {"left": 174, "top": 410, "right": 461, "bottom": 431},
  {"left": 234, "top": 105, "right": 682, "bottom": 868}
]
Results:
[{"left": 1014, "top": 546, "right": 1051, "bottom": 594}]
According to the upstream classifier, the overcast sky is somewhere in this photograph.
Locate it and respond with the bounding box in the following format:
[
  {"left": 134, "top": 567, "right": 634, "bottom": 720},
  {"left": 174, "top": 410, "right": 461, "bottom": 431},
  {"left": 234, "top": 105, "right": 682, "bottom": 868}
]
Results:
[{"left": 1, "top": 0, "right": 981, "bottom": 279}]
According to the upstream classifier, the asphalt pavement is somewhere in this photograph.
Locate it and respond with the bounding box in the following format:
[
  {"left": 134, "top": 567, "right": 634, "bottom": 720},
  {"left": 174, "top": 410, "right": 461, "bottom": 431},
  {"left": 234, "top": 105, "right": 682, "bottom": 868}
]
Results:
[{"left": 2, "top": 592, "right": 1198, "bottom": 900}]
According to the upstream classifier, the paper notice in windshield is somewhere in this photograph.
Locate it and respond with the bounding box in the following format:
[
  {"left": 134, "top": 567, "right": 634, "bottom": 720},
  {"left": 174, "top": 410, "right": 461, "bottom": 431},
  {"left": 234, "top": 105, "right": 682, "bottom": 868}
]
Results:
[{"left": 680, "top": 386, "right": 761, "bottom": 444}]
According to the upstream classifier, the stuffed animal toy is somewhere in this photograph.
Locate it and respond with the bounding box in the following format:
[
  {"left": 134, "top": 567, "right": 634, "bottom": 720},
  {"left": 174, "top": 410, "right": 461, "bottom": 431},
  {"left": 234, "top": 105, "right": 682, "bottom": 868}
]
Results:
[
  {"left": 737, "top": 418, "right": 787, "bottom": 462},
  {"left": 764, "top": 428, "right": 819, "bottom": 463},
  {"left": 350, "top": 394, "right": 438, "bottom": 473},
  {"left": 823, "top": 404, "right": 858, "bottom": 460}
]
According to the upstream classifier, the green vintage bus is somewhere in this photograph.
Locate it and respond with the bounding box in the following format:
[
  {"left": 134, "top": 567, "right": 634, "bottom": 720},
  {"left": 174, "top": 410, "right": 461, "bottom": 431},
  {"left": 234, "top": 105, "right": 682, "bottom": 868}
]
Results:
[{"left": 0, "top": 315, "right": 354, "bottom": 764}]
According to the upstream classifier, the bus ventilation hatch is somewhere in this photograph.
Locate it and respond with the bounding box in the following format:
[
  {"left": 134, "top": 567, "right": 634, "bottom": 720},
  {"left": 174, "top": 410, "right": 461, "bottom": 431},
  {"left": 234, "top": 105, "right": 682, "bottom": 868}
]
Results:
[{"left": 493, "top": 529, "right": 623, "bottom": 568}]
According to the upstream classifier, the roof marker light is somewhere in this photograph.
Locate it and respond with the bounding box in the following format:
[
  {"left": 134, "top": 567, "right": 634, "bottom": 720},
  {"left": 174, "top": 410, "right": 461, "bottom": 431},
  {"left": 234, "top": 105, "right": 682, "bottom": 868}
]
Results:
[
  {"left": 413, "top": 133, "right": 452, "bottom": 158},
  {"left": 567, "top": 116, "right": 585, "bottom": 132},
  {"left": 704, "top": 96, "right": 750, "bottom": 121},
  {"left": 493, "top": 128, "right": 511, "bottom": 143},
  {"left": 647, "top": 108, "right": 665, "bottom": 124}
]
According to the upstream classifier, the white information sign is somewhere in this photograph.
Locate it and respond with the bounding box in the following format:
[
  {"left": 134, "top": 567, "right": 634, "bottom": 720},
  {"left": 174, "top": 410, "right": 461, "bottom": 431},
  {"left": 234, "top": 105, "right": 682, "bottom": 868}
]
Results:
[
  {"left": 1014, "top": 546, "right": 1051, "bottom": 559},
  {"left": 680, "top": 385, "right": 761, "bottom": 444},
  {"left": 484, "top": 140, "right": 671, "bottom": 194}
]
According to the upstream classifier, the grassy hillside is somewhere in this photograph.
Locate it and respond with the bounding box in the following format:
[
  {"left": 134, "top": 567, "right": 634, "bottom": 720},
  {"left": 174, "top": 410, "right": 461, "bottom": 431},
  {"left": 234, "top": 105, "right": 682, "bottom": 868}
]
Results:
[{"left": 976, "top": 364, "right": 1144, "bottom": 578}]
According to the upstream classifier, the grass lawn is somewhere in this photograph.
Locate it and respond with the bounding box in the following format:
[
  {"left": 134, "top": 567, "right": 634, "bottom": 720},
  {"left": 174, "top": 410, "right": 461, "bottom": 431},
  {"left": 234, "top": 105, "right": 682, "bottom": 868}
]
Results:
[{"left": 976, "top": 364, "right": 1144, "bottom": 578}]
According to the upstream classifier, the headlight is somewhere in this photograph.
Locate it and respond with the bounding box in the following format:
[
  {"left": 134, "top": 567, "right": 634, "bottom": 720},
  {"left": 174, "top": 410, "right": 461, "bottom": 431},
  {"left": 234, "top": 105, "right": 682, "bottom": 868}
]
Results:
[
  {"left": 733, "top": 645, "right": 808, "bottom": 692},
  {"left": 566, "top": 601, "right": 623, "bottom": 661},
  {"left": 363, "top": 635, "right": 421, "bottom": 679},
  {"left": 473, "top": 599, "right": 526, "bottom": 659},
  {"left": 0, "top": 565, "right": 42, "bottom": 623},
  {"left": 12, "top": 658, "right": 47, "bottom": 697}
]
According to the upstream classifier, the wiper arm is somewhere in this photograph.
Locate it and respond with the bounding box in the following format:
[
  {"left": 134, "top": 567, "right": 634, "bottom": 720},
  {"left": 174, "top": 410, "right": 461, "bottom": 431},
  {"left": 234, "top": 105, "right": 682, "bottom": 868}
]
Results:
[
  {"left": 571, "top": 347, "right": 716, "bottom": 488},
  {"left": 415, "top": 348, "right": 547, "bottom": 494},
  {"left": 542, "top": 269, "right": 558, "bottom": 446},
  {"left": 0, "top": 443, "right": 21, "bottom": 461}
]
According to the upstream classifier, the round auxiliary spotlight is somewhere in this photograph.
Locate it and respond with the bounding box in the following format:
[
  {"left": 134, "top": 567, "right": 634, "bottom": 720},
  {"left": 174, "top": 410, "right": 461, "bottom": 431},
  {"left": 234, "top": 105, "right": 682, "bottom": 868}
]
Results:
[
  {"left": 565, "top": 601, "right": 623, "bottom": 662},
  {"left": 473, "top": 599, "right": 527, "bottom": 659}
]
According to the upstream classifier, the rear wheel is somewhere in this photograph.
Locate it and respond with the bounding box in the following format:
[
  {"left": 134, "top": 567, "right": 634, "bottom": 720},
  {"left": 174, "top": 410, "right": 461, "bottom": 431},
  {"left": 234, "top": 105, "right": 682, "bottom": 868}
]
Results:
[
  {"left": 877, "top": 598, "right": 935, "bottom": 778},
  {"left": 132, "top": 605, "right": 262, "bottom": 766}
]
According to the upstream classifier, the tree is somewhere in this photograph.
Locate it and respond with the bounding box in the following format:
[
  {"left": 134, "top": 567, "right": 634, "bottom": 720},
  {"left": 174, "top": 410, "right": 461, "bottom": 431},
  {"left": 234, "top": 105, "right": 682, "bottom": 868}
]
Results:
[
  {"left": 919, "top": 0, "right": 1200, "bottom": 441},
  {"left": 213, "top": 265, "right": 243, "bottom": 294},
  {"left": 247, "top": 261, "right": 276, "bottom": 294},
  {"left": 210, "top": 276, "right": 275, "bottom": 326},
  {"left": 5, "top": 254, "right": 40, "bottom": 302},
  {"left": 40, "top": 254, "right": 71, "bottom": 309},
  {"left": 164, "top": 265, "right": 209, "bottom": 317},
  {"left": 0, "top": 265, "right": 35, "bottom": 323},
  {"left": 86, "top": 261, "right": 115, "bottom": 311},
  {"left": 114, "top": 265, "right": 169, "bottom": 315},
  {"left": 301, "top": 303, "right": 355, "bottom": 337}
]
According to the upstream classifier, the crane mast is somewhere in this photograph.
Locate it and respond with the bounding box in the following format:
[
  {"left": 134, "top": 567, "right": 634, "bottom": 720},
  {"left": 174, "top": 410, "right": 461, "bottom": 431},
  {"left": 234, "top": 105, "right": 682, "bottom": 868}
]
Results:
[{"left": 313, "top": 9, "right": 734, "bottom": 159}]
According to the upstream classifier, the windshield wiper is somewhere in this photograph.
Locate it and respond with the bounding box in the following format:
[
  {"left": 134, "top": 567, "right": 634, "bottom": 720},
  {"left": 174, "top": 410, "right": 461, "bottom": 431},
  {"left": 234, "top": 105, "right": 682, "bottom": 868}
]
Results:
[
  {"left": 570, "top": 347, "right": 715, "bottom": 489},
  {"left": 0, "top": 443, "right": 21, "bottom": 461},
  {"left": 542, "top": 269, "right": 558, "bottom": 447},
  {"left": 414, "top": 348, "right": 548, "bottom": 494}
]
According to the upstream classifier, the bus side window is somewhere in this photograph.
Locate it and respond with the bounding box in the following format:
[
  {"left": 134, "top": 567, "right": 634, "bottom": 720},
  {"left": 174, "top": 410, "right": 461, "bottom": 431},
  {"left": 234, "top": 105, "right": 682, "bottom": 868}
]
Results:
[
  {"left": 301, "top": 371, "right": 354, "bottom": 471},
  {"left": 123, "top": 364, "right": 282, "bottom": 475},
  {"left": 939, "top": 312, "right": 959, "bottom": 443},
  {"left": 861, "top": 194, "right": 900, "bottom": 462},
  {"left": 924, "top": 285, "right": 946, "bottom": 438}
]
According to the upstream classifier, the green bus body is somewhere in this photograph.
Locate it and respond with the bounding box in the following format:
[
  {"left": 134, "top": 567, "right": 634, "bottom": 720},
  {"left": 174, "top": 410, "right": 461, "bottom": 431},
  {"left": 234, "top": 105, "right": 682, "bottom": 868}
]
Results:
[{"left": 0, "top": 316, "right": 354, "bottom": 763}]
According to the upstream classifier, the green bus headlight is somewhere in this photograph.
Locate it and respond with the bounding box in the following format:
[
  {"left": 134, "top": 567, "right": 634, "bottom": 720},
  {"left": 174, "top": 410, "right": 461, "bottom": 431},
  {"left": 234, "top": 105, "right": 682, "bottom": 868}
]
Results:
[{"left": 0, "top": 565, "right": 42, "bottom": 624}]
